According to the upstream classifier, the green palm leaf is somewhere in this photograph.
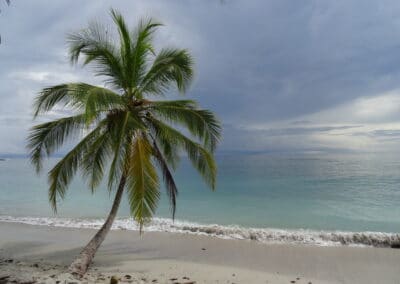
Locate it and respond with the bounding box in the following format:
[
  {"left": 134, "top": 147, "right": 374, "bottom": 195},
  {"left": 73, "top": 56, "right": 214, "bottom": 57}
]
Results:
[
  {"left": 130, "top": 18, "right": 162, "bottom": 90},
  {"left": 68, "top": 22, "right": 125, "bottom": 89},
  {"left": 48, "top": 124, "right": 105, "bottom": 211},
  {"left": 107, "top": 111, "right": 131, "bottom": 190},
  {"left": 34, "top": 83, "right": 124, "bottom": 120},
  {"left": 148, "top": 117, "right": 217, "bottom": 189},
  {"left": 140, "top": 48, "right": 193, "bottom": 96},
  {"left": 149, "top": 99, "right": 221, "bottom": 151},
  {"left": 81, "top": 130, "right": 112, "bottom": 191},
  {"left": 27, "top": 114, "right": 86, "bottom": 172},
  {"left": 152, "top": 139, "right": 178, "bottom": 219},
  {"left": 127, "top": 135, "right": 160, "bottom": 232}
]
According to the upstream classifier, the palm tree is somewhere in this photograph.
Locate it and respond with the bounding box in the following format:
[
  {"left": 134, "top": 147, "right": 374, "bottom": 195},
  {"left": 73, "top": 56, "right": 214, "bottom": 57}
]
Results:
[{"left": 27, "top": 9, "right": 221, "bottom": 278}]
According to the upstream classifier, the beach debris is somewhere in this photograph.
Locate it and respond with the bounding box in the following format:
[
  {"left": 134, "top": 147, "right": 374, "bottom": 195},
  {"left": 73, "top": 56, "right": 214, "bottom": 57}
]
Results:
[
  {"left": 390, "top": 242, "right": 400, "bottom": 249},
  {"left": 169, "top": 278, "right": 178, "bottom": 281},
  {"left": 250, "top": 233, "right": 257, "bottom": 240},
  {"left": 0, "top": 276, "right": 36, "bottom": 284},
  {"left": 124, "top": 274, "right": 132, "bottom": 279},
  {"left": 169, "top": 280, "right": 196, "bottom": 284},
  {"left": 152, "top": 279, "right": 158, "bottom": 283},
  {"left": 0, "top": 275, "right": 10, "bottom": 281},
  {"left": 201, "top": 248, "right": 206, "bottom": 251},
  {"left": 182, "top": 276, "right": 190, "bottom": 280},
  {"left": 110, "top": 275, "right": 120, "bottom": 284}
]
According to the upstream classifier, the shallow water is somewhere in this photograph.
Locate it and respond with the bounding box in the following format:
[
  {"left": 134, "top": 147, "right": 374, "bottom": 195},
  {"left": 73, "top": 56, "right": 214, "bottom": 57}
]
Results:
[{"left": 0, "top": 153, "right": 399, "bottom": 245}]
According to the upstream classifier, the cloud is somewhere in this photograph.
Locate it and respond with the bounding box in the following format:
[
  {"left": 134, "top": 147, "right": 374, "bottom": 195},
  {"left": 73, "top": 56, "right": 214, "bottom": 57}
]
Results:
[
  {"left": 304, "top": 91, "right": 400, "bottom": 124},
  {"left": 352, "top": 129, "right": 400, "bottom": 139},
  {"left": 244, "top": 125, "right": 362, "bottom": 134},
  {"left": 2, "top": 1, "right": 400, "bottom": 154},
  {"left": 9, "top": 70, "right": 79, "bottom": 83},
  {"left": 290, "top": 120, "right": 313, "bottom": 125}
]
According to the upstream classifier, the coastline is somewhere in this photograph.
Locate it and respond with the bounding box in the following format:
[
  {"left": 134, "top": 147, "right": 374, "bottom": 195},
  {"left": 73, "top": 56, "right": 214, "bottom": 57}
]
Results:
[
  {"left": 1, "top": 222, "right": 400, "bottom": 284},
  {"left": 1, "top": 215, "right": 399, "bottom": 248}
]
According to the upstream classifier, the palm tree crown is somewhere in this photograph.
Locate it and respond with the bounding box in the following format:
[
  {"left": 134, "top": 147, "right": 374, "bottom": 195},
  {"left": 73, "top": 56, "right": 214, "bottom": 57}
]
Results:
[{"left": 27, "top": 9, "right": 221, "bottom": 229}]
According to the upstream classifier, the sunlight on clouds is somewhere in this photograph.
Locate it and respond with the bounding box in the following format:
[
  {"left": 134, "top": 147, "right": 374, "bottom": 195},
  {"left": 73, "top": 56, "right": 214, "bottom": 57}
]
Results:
[
  {"left": 307, "top": 90, "right": 400, "bottom": 124},
  {"left": 354, "top": 93, "right": 400, "bottom": 120},
  {"left": 311, "top": 129, "right": 374, "bottom": 152},
  {"left": 292, "top": 90, "right": 400, "bottom": 152},
  {"left": 229, "top": 90, "right": 400, "bottom": 153},
  {"left": 9, "top": 70, "right": 79, "bottom": 83}
]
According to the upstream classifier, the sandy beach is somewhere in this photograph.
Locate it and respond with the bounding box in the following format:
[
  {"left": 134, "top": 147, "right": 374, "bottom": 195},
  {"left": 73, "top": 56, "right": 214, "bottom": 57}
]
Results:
[{"left": 0, "top": 222, "right": 399, "bottom": 284}]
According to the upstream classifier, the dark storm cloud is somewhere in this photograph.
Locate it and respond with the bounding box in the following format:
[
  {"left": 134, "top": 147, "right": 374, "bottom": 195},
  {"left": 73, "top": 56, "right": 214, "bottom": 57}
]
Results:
[
  {"left": 1, "top": 0, "right": 400, "bottom": 153},
  {"left": 183, "top": 0, "right": 400, "bottom": 124}
]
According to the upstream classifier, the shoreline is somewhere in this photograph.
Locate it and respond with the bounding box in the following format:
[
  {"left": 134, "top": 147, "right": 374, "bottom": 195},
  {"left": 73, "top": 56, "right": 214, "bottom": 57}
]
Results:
[
  {"left": 1, "top": 222, "right": 400, "bottom": 283},
  {"left": 1, "top": 215, "right": 399, "bottom": 248}
]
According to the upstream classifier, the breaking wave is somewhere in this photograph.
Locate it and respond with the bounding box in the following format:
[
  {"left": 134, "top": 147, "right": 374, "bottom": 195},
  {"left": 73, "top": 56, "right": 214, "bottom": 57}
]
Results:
[{"left": 1, "top": 215, "right": 399, "bottom": 248}]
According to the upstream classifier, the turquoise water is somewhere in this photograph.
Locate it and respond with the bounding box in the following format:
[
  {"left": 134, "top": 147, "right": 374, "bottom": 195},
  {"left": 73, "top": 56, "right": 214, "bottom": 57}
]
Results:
[{"left": 1, "top": 153, "right": 400, "bottom": 235}]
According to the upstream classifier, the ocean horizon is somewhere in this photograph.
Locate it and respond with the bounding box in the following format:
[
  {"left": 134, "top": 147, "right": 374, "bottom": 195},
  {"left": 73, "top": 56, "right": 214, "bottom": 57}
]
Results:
[{"left": 1, "top": 153, "right": 399, "bottom": 247}]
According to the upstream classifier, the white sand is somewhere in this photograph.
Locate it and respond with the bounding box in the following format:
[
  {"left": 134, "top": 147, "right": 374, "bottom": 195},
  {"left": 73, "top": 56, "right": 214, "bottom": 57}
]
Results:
[{"left": 1, "top": 222, "right": 399, "bottom": 283}]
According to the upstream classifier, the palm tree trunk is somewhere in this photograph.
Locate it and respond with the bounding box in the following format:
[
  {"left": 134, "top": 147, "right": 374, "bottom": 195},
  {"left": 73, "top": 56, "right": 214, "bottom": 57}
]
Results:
[{"left": 68, "top": 175, "right": 126, "bottom": 278}]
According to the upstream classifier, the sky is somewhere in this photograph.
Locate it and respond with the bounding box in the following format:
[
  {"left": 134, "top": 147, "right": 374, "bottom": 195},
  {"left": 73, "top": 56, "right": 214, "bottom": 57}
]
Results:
[{"left": 2, "top": 0, "right": 400, "bottom": 154}]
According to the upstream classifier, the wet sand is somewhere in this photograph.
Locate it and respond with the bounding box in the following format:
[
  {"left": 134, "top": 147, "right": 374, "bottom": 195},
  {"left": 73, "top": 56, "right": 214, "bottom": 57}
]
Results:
[{"left": 0, "top": 222, "right": 399, "bottom": 283}]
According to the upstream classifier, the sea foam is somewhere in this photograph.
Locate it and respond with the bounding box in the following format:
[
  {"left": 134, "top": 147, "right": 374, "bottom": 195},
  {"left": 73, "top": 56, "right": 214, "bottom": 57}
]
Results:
[{"left": 0, "top": 215, "right": 399, "bottom": 247}]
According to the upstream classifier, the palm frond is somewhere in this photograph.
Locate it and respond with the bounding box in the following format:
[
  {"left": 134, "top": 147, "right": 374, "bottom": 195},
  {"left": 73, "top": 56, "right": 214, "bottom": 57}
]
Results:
[
  {"left": 151, "top": 138, "right": 178, "bottom": 219},
  {"left": 127, "top": 134, "right": 160, "bottom": 232},
  {"left": 33, "top": 83, "right": 124, "bottom": 120},
  {"left": 148, "top": 117, "right": 217, "bottom": 189},
  {"left": 27, "top": 114, "right": 86, "bottom": 172},
  {"left": 48, "top": 124, "right": 104, "bottom": 211},
  {"left": 140, "top": 48, "right": 193, "bottom": 96},
  {"left": 107, "top": 111, "right": 130, "bottom": 191},
  {"left": 110, "top": 9, "right": 133, "bottom": 89},
  {"left": 149, "top": 100, "right": 221, "bottom": 151},
  {"left": 106, "top": 109, "right": 145, "bottom": 190},
  {"left": 151, "top": 130, "right": 180, "bottom": 169},
  {"left": 130, "top": 18, "right": 162, "bottom": 92},
  {"left": 68, "top": 23, "right": 125, "bottom": 89},
  {"left": 83, "top": 85, "right": 125, "bottom": 123},
  {"left": 81, "top": 129, "right": 112, "bottom": 191}
]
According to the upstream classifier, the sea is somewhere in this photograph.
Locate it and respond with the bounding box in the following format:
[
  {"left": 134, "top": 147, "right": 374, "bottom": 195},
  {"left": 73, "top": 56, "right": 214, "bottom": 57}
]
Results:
[{"left": 1, "top": 153, "right": 399, "bottom": 247}]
